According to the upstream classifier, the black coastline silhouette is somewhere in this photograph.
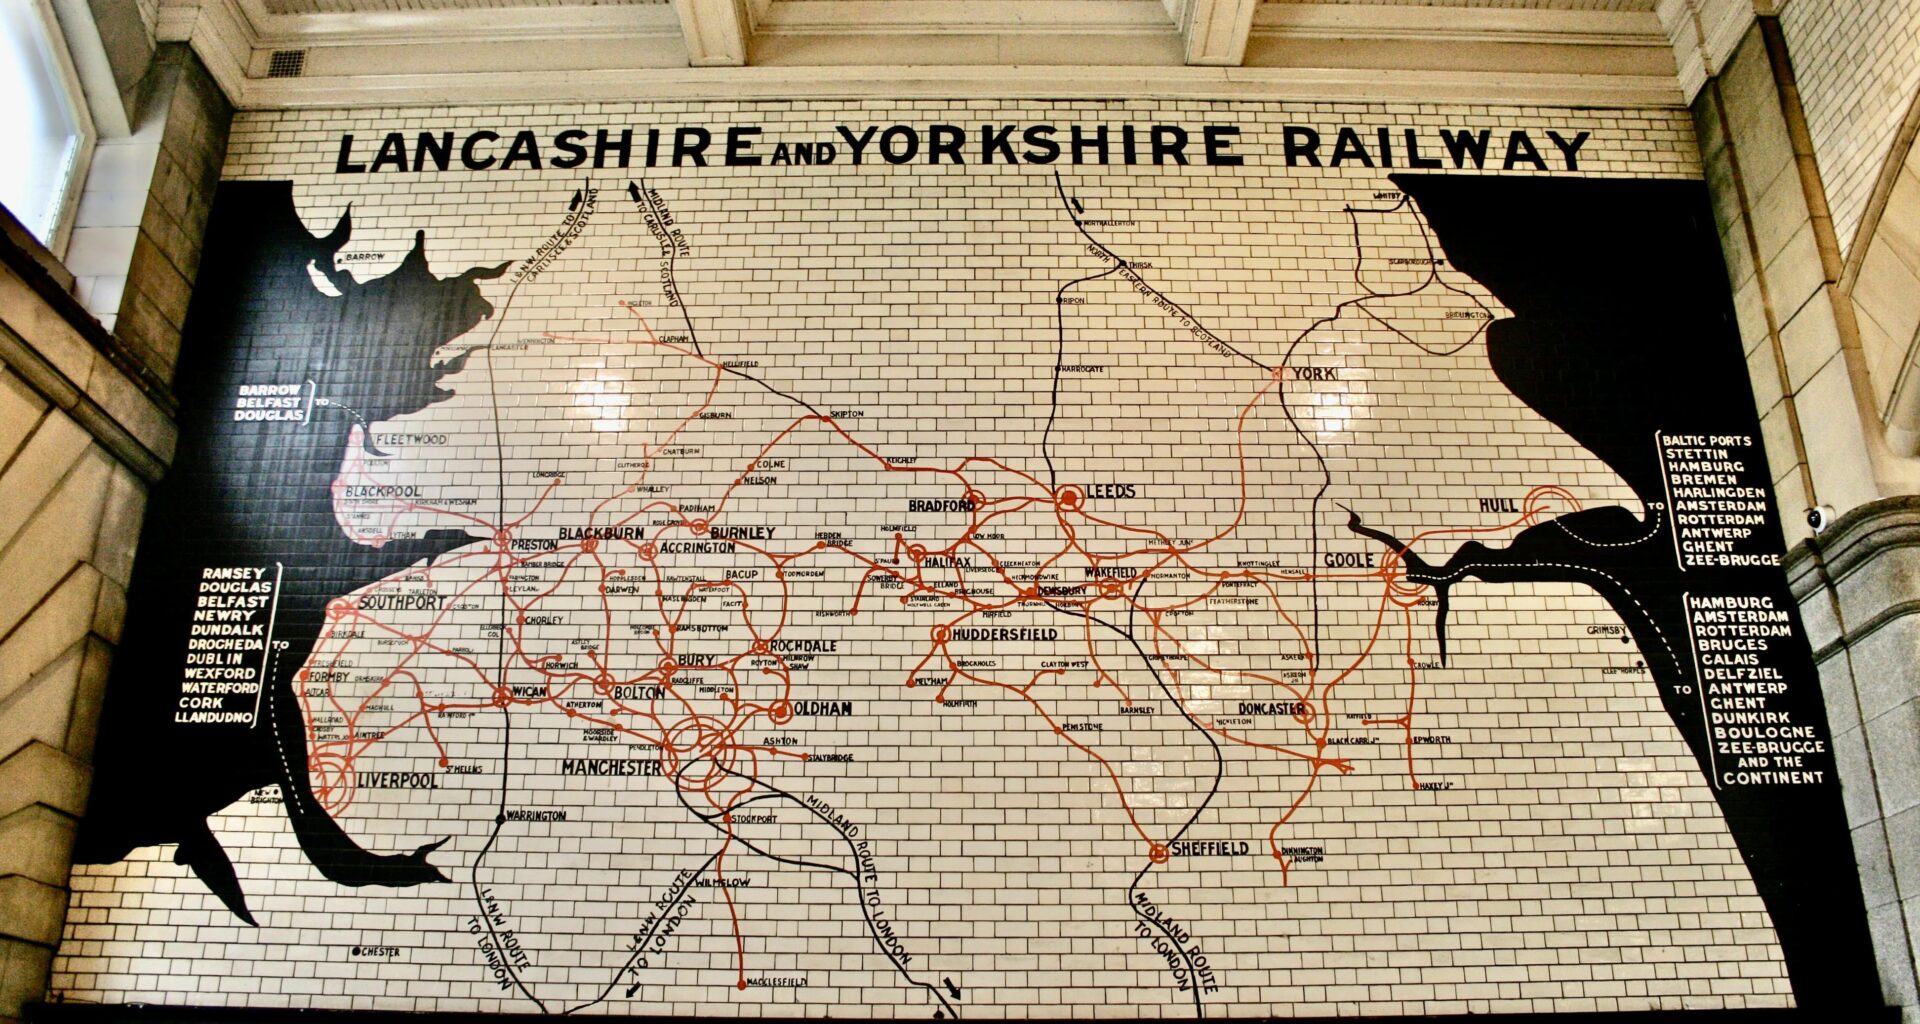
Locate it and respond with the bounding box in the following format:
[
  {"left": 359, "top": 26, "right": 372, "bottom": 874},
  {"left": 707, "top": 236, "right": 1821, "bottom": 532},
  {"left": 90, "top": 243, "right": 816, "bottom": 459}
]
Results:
[
  {"left": 1345, "top": 174, "right": 1877, "bottom": 1007},
  {"left": 77, "top": 181, "right": 507, "bottom": 921}
]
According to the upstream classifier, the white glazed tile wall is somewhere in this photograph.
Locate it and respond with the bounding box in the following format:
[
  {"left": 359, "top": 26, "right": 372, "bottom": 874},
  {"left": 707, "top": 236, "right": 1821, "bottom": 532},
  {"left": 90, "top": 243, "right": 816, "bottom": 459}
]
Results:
[
  {"left": 52, "top": 99, "right": 1791, "bottom": 1020},
  {"left": 1778, "top": 0, "right": 1920, "bottom": 259}
]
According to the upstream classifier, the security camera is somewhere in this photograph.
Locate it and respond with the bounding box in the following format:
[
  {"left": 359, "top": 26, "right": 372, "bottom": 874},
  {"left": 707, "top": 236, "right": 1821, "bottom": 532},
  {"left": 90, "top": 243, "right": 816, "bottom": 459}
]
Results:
[{"left": 1806, "top": 505, "right": 1837, "bottom": 534}]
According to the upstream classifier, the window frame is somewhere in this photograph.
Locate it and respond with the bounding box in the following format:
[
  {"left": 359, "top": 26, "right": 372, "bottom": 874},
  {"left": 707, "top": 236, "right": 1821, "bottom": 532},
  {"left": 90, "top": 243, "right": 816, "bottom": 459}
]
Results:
[{"left": 4, "top": 0, "right": 98, "bottom": 258}]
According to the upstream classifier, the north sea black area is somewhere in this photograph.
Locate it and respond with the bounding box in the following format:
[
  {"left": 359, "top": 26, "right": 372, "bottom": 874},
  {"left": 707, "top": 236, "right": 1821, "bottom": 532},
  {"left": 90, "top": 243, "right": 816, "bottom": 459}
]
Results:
[
  {"left": 75, "top": 181, "right": 506, "bottom": 921},
  {"left": 1374, "top": 173, "right": 1877, "bottom": 1007}
]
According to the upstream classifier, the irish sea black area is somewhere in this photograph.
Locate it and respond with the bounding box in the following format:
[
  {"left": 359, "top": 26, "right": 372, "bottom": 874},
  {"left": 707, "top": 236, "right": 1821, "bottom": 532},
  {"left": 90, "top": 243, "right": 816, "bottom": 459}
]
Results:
[{"left": 77, "top": 181, "right": 505, "bottom": 921}]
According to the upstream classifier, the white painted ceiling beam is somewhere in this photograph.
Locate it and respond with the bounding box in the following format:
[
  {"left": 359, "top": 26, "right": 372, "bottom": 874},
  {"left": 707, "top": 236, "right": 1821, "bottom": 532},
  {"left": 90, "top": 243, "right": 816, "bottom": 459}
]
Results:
[
  {"left": 243, "top": 62, "right": 1685, "bottom": 110},
  {"left": 1179, "top": 0, "right": 1257, "bottom": 66},
  {"left": 673, "top": 0, "right": 750, "bottom": 66},
  {"left": 1655, "top": 0, "right": 1758, "bottom": 101},
  {"left": 161, "top": 0, "right": 1682, "bottom": 111},
  {"left": 753, "top": 0, "right": 1172, "bottom": 36}
]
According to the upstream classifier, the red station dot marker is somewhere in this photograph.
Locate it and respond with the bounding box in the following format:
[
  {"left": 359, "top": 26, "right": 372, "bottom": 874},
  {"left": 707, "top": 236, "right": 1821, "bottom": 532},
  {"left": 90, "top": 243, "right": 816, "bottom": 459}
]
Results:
[
  {"left": 690, "top": 519, "right": 709, "bottom": 535},
  {"left": 581, "top": 536, "right": 599, "bottom": 554},
  {"left": 931, "top": 625, "right": 951, "bottom": 645},
  {"left": 495, "top": 529, "right": 512, "bottom": 549},
  {"left": 1149, "top": 844, "right": 1169, "bottom": 864},
  {"left": 1055, "top": 485, "right": 1085, "bottom": 512},
  {"left": 637, "top": 542, "right": 658, "bottom": 560}
]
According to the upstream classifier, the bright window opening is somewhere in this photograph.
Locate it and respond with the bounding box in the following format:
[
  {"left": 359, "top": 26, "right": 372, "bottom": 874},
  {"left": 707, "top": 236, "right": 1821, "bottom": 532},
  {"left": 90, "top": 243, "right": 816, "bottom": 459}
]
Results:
[{"left": 0, "top": 0, "right": 90, "bottom": 248}]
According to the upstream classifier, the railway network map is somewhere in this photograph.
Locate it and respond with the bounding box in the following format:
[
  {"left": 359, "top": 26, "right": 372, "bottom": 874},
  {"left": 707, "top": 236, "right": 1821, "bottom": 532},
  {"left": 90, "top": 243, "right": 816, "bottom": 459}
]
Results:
[{"left": 55, "top": 102, "right": 1876, "bottom": 1020}]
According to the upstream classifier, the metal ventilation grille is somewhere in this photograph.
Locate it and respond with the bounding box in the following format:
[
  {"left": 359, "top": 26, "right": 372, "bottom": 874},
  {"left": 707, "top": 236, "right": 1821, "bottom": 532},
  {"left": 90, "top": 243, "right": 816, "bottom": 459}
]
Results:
[{"left": 266, "top": 49, "right": 307, "bottom": 78}]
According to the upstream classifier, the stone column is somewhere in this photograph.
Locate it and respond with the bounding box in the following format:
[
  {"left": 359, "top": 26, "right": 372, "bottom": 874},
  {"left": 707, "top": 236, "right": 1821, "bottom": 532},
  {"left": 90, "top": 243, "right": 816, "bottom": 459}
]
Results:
[
  {"left": 1788, "top": 498, "right": 1920, "bottom": 1023},
  {"left": 0, "top": 42, "right": 228, "bottom": 1024},
  {"left": 1693, "top": 8, "right": 1920, "bottom": 1018}
]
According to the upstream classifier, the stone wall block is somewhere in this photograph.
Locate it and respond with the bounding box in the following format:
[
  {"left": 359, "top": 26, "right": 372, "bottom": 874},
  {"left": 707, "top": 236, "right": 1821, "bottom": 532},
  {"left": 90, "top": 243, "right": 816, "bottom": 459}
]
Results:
[
  {"left": 1856, "top": 233, "right": 1920, "bottom": 350},
  {"left": 1871, "top": 898, "right": 1920, "bottom": 1008},
  {"left": 0, "top": 876, "right": 71, "bottom": 949},
  {"left": 1865, "top": 697, "right": 1920, "bottom": 819},
  {"left": 0, "top": 373, "right": 46, "bottom": 460},
  {"left": 1859, "top": 298, "right": 1908, "bottom": 413},
  {"left": 1717, "top": 33, "right": 1796, "bottom": 195},
  {"left": 0, "top": 272, "right": 99, "bottom": 390},
  {"left": 1877, "top": 162, "right": 1920, "bottom": 273},
  {"left": 0, "top": 645, "right": 82, "bottom": 768},
  {"left": 1835, "top": 545, "right": 1920, "bottom": 643},
  {"left": 89, "top": 576, "right": 125, "bottom": 650},
  {"left": 1852, "top": 818, "right": 1898, "bottom": 908},
  {"left": 0, "top": 416, "right": 91, "bottom": 555},
  {"left": 112, "top": 42, "right": 232, "bottom": 386},
  {"left": 1835, "top": 721, "right": 1880, "bottom": 826},
  {"left": 1840, "top": 600, "right": 1920, "bottom": 723},
  {"left": 1749, "top": 160, "right": 1812, "bottom": 271},
  {"left": 1799, "top": 354, "right": 1886, "bottom": 515},
  {"left": 88, "top": 464, "right": 146, "bottom": 592},
  {"left": 1759, "top": 401, "right": 1804, "bottom": 513},
  {"left": 0, "top": 449, "right": 111, "bottom": 638},
  {"left": 1716, "top": 217, "right": 1756, "bottom": 295},
  {"left": 0, "top": 566, "right": 102, "bottom": 707},
  {"left": 108, "top": 276, "right": 174, "bottom": 380},
  {"left": 1761, "top": 224, "right": 1829, "bottom": 339},
  {"left": 1745, "top": 334, "right": 1784, "bottom": 413},
  {"left": 0, "top": 806, "right": 75, "bottom": 890},
  {"left": 123, "top": 228, "right": 190, "bottom": 338},
  {"left": 0, "top": 939, "right": 54, "bottom": 1024},
  {"left": 1888, "top": 801, "right": 1920, "bottom": 909},
  {"left": 62, "top": 638, "right": 116, "bottom": 764},
  {"left": 1731, "top": 276, "right": 1769, "bottom": 353},
  {"left": 1904, "top": 899, "right": 1920, "bottom": 1024},
  {"left": 1780, "top": 293, "right": 1843, "bottom": 394},
  {"left": 1697, "top": 127, "right": 1748, "bottom": 258},
  {"left": 1799, "top": 578, "right": 1843, "bottom": 654},
  {"left": 78, "top": 349, "right": 176, "bottom": 468},
  {"left": 0, "top": 742, "right": 90, "bottom": 821}
]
